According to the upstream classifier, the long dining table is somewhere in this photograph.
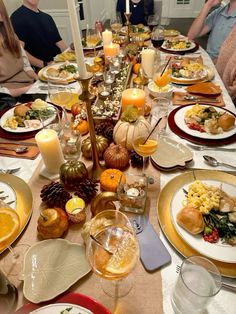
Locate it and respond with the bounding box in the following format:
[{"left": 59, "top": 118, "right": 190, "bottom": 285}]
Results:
[{"left": 0, "top": 42, "right": 236, "bottom": 314}]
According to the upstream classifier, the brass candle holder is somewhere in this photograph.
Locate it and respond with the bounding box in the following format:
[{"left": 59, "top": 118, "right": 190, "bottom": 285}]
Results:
[
  {"left": 75, "top": 73, "right": 106, "bottom": 181},
  {"left": 124, "top": 12, "right": 132, "bottom": 43}
]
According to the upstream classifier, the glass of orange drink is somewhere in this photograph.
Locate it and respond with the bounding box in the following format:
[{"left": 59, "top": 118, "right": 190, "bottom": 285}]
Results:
[
  {"left": 86, "top": 210, "right": 139, "bottom": 298},
  {"left": 153, "top": 67, "right": 171, "bottom": 88}
]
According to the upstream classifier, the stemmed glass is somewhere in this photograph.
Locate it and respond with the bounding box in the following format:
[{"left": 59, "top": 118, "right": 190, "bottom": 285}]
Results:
[
  {"left": 132, "top": 119, "right": 159, "bottom": 172},
  {"left": 110, "top": 13, "right": 122, "bottom": 40},
  {"left": 147, "top": 14, "right": 160, "bottom": 31},
  {"left": 151, "top": 26, "right": 165, "bottom": 48},
  {"left": 86, "top": 210, "right": 139, "bottom": 298},
  {"left": 86, "top": 27, "right": 101, "bottom": 57}
]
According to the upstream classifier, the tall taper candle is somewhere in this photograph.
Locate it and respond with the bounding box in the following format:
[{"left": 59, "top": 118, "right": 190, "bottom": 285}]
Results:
[
  {"left": 67, "top": 0, "right": 87, "bottom": 78},
  {"left": 126, "top": 0, "right": 130, "bottom": 13}
]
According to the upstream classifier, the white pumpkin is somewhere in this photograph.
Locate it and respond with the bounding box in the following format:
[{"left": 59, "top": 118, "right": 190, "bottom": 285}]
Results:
[{"left": 113, "top": 116, "right": 151, "bottom": 150}]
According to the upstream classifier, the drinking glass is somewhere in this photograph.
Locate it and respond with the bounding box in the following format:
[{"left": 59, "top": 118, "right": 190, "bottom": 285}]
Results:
[
  {"left": 86, "top": 210, "right": 139, "bottom": 298},
  {"left": 153, "top": 64, "right": 171, "bottom": 89},
  {"left": 151, "top": 26, "right": 165, "bottom": 48},
  {"left": 59, "top": 124, "right": 81, "bottom": 162},
  {"left": 110, "top": 13, "right": 122, "bottom": 39},
  {"left": 151, "top": 97, "right": 170, "bottom": 135},
  {"left": 103, "top": 70, "right": 115, "bottom": 85},
  {"left": 147, "top": 15, "right": 160, "bottom": 31},
  {"left": 171, "top": 256, "right": 222, "bottom": 314},
  {"left": 132, "top": 118, "right": 159, "bottom": 172},
  {"left": 86, "top": 27, "right": 101, "bottom": 57},
  {"left": 39, "top": 106, "right": 62, "bottom": 135}
]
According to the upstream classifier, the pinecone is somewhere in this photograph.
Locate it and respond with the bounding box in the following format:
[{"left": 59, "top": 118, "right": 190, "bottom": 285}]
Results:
[
  {"left": 74, "top": 179, "right": 98, "bottom": 203},
  {"left": 40, "top": 181, "right": 71, "bottom": 209},
  {"left": 130, "top": 151, "right": 143, "bottom": 168},
  {"left": 95, "top": 119, "right": 114, "bottom": 142}
]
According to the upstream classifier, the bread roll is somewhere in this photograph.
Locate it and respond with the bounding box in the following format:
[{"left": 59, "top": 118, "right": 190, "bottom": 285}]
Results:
[
  {"left": 176, "top": 206, "right": 205, "bottom": 235},
  {"left": 218, "top": 113, "right": 235, "bottom": 131},
  {"left": 14, "top": 105, "right": 30, "bottom": 117}
]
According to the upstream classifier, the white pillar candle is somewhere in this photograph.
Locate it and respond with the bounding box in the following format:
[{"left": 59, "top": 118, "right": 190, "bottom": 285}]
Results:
[
  {"left": 126, "top": 0, "right": 130, "bottom": 14},
  {"left": 67, "top": 0, "right": 87, "bottom": 78},
  {"left": 102, "top": 29, "right": 113, "bottom": 46},
  {"left": 35, "top": 129, "right": 64, "bottom": 174},
  {"left": 141, "top": 48, "right": 156, "bottom": 78}
]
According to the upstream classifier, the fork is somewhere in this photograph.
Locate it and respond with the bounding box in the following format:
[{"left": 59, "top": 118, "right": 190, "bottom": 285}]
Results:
[
  {"left": 0, "top": 168, "right": 21, "bottom": 174},
  {"left": 186, "top": 143, "right": 236, "bottom": 152},
  {"left": 176, "top": 265, "right": 236, "bottom": 291}
]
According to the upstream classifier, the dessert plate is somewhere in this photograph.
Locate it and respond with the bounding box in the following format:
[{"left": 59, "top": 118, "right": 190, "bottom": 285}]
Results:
[
  {"left": 22, "top": 239, "right": 91, "bottom": 303},
  {"left": 170, "top": 179, "right": 236, "bottom": 263},
  {"left": 151, "top": 137, "right": 193, "bottom": 170}
]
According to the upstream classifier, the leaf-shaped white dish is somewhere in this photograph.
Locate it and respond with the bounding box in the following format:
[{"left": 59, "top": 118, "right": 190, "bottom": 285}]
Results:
[{"left": 23, "top": 239, "right": 91, "bottom": 303}]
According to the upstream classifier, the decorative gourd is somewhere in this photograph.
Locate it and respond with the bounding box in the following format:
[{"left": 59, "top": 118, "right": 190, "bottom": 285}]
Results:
[
  {"left": 113, "top": 107, "right": 151, "bottom": 151},
  {"left": 59, "top": 160, "right": 88, "bottom": 188},
  {"left": 37, "top": 207, "right": 69, "bottom": 239},
  {"left": 72, "top": 119, "right": 89, "bottom": 135},
  {"left": 81, "top": 135, "right": 109, "bottom": 159},
  {"left": 100, "top": 169, "right": 126, "bottom": 192},
  {"left": 104, "top": 143, "right": 129, "bottom": 169}
]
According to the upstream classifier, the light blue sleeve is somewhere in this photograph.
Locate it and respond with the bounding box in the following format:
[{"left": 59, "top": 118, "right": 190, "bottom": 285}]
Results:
[{"left": 205, "top": 7, "right": 221, "bottom": 31}]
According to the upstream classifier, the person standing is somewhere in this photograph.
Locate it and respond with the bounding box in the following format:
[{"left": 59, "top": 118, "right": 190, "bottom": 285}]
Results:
[
  {"left": 187, "top": 0, "right": 236, "bottom": 61},
  {"left": 0, "top": 0, "right": 36, "bottom": 97},
  {"left": 11, "top": 0, "right": 67, "bottom": 69},
  {"left": 116, "top": 0, "right": 154, "bottom": 26}
]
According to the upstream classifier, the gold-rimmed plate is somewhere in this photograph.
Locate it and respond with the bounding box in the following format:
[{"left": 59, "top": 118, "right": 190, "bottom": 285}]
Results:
[
  {"left": 157, "top": 170, "right": 236, "bottom": 278},
  {"left": 0, "top": 174, "right": 33, "bottom": 253}
]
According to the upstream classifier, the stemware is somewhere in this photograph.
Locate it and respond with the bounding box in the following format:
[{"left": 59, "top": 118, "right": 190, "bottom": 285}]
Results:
[
  {"left": 86, "top": 27, "right": 101, "bottom": 57},
  {"left": 132, "top": 118, "right": 159, "bottom": 172},
  {"left": 151, "top": 25, "right": 165, "bottom": 48},
  {"left": 147, "top": 15, "right": 160, "bottom": 31},
  {"left": 86, "top": 210, "right": 139, "bottom": 298},
  {"left": 110, "top": 13, "right": 122, "bottom": 40}
]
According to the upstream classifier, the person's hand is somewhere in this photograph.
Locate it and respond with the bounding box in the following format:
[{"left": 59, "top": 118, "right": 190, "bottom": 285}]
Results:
[{"left": 205, "top": 0, "right": 221, "bottom": 9}]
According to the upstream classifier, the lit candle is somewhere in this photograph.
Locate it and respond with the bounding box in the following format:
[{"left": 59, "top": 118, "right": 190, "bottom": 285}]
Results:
[
  {"left": 103, "top": 43, "right": 120, "bottom": 58},
  {"left": 121, "top": 88, "right": 145, "bottom": 112},
  {"left": 35, "top": 129, "right": 64, "bottom": 174},
  {"left": 102, "top": 29, "right": 113, "bottom": 45},
  {"left": 67, "top": 0, "right": 87, "bottom": 78},
  {"left": 141, "top": 48, "right": 156, "bottom": 78},
  {"left": 126, "top": 0, "right": 130, "bottom": 14}
]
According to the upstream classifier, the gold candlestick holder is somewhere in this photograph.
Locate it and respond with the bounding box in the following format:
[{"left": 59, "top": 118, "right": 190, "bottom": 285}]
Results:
[
  {"left": 124, "top": 12, "right": 132, "bottom": 43},
  {"left": 75, "top": 73, "right": 106, "bottom": 181}
]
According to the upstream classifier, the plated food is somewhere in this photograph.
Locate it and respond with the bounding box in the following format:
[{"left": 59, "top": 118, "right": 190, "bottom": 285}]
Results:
[
  {"left": 40, "top": 62, "right": 78, "bottom": 83},
  {"left": 174, "top": 105, "right": 236, "bottom": 140},
  {"left": 164, "top": 29, "right": 180, "bottom": 37},
  {"left": 171, "top": 59, "right": 207, "bottom": 80},
  {"left": 1, "top": 100, "right": 56, "bottom": 133},
  {"left": 162, "top": 38, "right": 196, "bottom": 52},
  {"left": 54, "top": 50, "right": 76, "bottom": 62}
]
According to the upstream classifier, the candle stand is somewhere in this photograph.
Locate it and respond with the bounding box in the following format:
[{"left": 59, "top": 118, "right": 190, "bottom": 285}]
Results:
[
  {"left": 76, "top": 73, "right": 106, "bottom": 181},
  {"left": 124, "top": 12, "right": 132, "bottom": 43}
]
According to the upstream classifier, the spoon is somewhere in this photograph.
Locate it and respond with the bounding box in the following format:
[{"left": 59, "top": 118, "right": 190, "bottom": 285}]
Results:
[
  {"left": 203, "top": 155, "right": 236, "bottom": 170},
  {"left": 0, "top": 146, "right": 28, "bottom": 154},
  {"left": 183, "top": 95, "right": 220, "bottom": 103}
]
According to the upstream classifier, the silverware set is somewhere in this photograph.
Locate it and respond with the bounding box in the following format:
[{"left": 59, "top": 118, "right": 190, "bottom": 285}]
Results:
[
  {"left": 186, "top": 143, "right": 236, "bottom": 152},
  {"left": 0, "top": 168, "right": 21, "bottom": 174}
]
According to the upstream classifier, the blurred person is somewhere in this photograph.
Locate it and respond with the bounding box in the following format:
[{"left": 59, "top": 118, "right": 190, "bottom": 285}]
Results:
[
  {"left": 116, "top": 0, "right": 154, "bottom": 25},
  {"left": 0, "top": 0, "right": 37, "bottom": 98},
  {"left": 11, "top": 0, "right": 67, "bottom": 69},
  {"left": 187, "top": 0, "right": 236, "bottom": 61},
  {"left": 216, "top": 25, "right": 236, "bottom": 102}
]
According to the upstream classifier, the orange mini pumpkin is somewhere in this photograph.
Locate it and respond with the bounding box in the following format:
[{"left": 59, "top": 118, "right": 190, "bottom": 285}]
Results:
[
  {"left": 100, "top": 169, "right": 126, "bottom": 192},
  {"left": 37, "top": 207, "right": 69, "bottom": 239},
  {"left": 73, "top": 120, "right": 89, "bottom": 135}
]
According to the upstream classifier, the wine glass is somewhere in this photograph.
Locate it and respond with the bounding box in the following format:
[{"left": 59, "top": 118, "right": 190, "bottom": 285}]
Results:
[
  {"left": 86, "top": 27, "right": 101, "bottom": 57},
  {"left": 153, "top": 63, "right": 171, "bottom": 89},
  {"left": 132, "top": 119, "right": 159, "bottom": 172},
  {"left": 151, "top": 26, "right": 165, "bottom": 48},
  {"left": 110, "top": 13, "right": 122, "bottom": 40},
  {"left": 147, "top": 14, "right": 160, "bottom": 32},
  {"left": 86, "top": 210, "right": 139, "bottom": 298}
]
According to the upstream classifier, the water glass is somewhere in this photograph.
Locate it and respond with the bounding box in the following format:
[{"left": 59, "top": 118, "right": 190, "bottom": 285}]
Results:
[
  {"left": 151, "top": 97, "right": 170, "bottom": 134},
  {"left": 171, "top": 256, "right": 222, "bottom": 314}
]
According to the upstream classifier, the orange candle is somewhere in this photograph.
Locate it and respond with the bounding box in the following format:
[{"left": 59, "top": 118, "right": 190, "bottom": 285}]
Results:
[
  {"left": 103, "top": 43, "right": 120, "bottom": 58},
  {"left": 121, "top": 88, "right": 145, "bottom": 112}
]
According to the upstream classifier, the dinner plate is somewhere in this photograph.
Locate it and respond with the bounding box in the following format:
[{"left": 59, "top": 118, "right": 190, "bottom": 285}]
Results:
[
  {"left": 38, "top": 62, "right": 77, "bottom": 83},
  {"left": 29, "top": 303, "right": 92, "bottom": 314},
  {"left": 174, "top": 105, "right": 236, "bottom": 140},
  {"left": 161, "top": 39, "right": 196, "bottom": 52},
  {"left": 164, "top": 29, "right": 180, "bottom": 37},
  {"left": 15, "top": 292, "right": 111, "bottom": 314},
  {"left": 83, "top": 43, "right": 103, "bottom": 50},
  {"left": 120, "top": 25, "right": 149, "bottom": 34},
  {"left": 168, "top": 106, "right": 236, "bottom": 146},
  {"left": 151, "top": 137, "right": 193, "bottom": 170},
  {"left": 160, "top": 42, "right": 199, "bottom": 55},
  {"left": 0, "top": 103, "right": 57, "bottom": 133},
  {"left": 0, "top": 174, "right": 33, "bottom": 254},
  {"left": 157, "top": 170, "right": 236, "bottom": 277},
  {"left": 170, "top": 179, "right": 236, "bottom": 263},
  {"left": 22, "top": 239, "right": 91, "bottom": 303}
]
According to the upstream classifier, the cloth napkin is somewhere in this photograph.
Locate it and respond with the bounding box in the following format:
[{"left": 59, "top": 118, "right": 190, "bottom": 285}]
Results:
[
  {"left": 172, "top": 91, "right": 225, "bottom": 107},
  {"left": 0, "top": 143, "right": 39, "bottom": 159}
]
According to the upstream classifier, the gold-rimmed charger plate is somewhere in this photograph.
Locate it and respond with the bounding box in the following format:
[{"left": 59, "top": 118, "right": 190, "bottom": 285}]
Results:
[
  {"left": 157, "top": 169, "right": 236, "bottom": 278},
  {"left": 0, "top": 174, "right": 33, "bottom": 253}
]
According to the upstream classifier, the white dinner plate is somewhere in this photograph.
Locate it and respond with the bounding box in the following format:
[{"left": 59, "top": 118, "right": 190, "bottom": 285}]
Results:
[
  {"left": 41, "top": 62, "right": 77, "bottom": 81},
  {"left": 0, "top": 103, "right": 57, "bottom": 133},
  {"left": 0, "top": 181, "right": 16, "bottom": 210},
  {"left": 23, "top": 239, "right": 91, "bottom": 303},
  {"left": 30, "top": 303, "right": 92, "bottom": 314},
  {"left": 170, "top": 179, "right": 236, "bottom": 263},
  {"left": 161, "top": 39, "right": 196, "bottom": 52},
  {"left": 171, "top": 68, "right": 208, "bottom": 82},
  {"left": 174, "top": 105, "right": 236, "bottom": 139}
]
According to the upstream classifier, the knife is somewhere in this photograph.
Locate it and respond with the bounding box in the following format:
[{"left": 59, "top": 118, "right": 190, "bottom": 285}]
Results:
[{"left": 130, "top": 215, "right": 171, "bottom": 272}]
